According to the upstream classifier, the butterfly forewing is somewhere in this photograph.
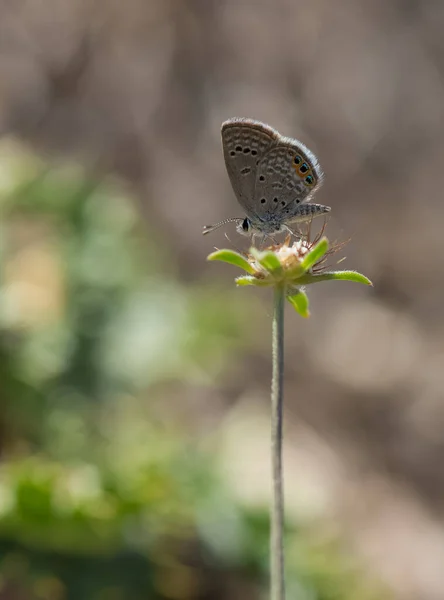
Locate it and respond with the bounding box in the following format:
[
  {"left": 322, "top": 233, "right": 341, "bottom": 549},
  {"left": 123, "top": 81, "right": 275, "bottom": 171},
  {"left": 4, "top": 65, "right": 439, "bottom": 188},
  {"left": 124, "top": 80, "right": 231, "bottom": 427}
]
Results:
[{"left": 221, "top": 118, "right": 279, "bottom": 217}]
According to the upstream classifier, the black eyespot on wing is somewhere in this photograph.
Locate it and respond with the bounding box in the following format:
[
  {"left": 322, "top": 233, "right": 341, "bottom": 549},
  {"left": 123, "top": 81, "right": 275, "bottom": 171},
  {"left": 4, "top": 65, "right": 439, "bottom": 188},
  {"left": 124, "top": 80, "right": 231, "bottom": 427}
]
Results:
[
  {"left": 230, "top": 151, "right": 235, "bottom": 156},
  {"left": 242, "top": 218, "right": 250, "bottom": 232},
  {"left": 241, "top": 167, "right": 251, "bottom": 175},
  {"left": 300, "top": 163, "right": 309, "bottom": 174},
  {"left": 260, "top": 198, "right": 266, "bottom": 204},
  {"left": 235, "top": 145, "right": 242, "bottom": 152},
  {"left": 251, "top": 149, "right": 258, "bottom": 156},
  {"left": 243, "top": 148, "right": 250, "bottom": 154},
  {"left": 294, "top": 155, "right": 301, "bottom": 165},
  {"left": 296, "top": 199, "right": 301, "bottom": 204},
  {"left": 281, "top": 201, "right": 286, "bottom": 207},
  {"left": 273, "top": 197, "right": 278, "bottom": 203},
  {"left": 305, "top": 175, "right": 314, "bottom": 185},
  {"left": 259, "top": 175, "right": 265, "bottom": 182}
]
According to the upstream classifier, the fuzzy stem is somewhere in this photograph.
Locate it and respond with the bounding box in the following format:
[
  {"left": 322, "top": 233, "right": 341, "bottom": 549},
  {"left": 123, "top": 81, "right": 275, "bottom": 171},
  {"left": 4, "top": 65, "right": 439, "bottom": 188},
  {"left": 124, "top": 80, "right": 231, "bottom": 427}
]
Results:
[{"left": 271, "top": 284, "right": 286, "bottom": 600}]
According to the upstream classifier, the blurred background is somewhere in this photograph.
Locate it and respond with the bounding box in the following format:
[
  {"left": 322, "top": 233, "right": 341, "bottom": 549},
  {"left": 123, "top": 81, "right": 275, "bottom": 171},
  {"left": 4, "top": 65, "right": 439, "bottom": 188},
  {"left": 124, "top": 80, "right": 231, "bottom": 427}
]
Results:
[{"left": 0, "top": 0, "right": 443, "bottom": 598}]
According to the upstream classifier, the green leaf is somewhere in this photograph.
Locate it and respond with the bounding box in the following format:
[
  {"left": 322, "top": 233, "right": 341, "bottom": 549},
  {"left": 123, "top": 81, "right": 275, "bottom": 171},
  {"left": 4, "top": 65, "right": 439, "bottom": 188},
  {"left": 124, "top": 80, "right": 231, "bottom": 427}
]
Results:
[
  {"left": 287, "top": 291, "right": 310, "bottom": 318},
  {"left": 300, "top": 237, "right": 329, "bottom": 273},
  {"left": 236, "top": 275, "right": 270, "bottom": 287},
  {"left": 297, "top": 270, "right": 373, "bottom": 286},
  {"left": 249, "top": 248, "right": 282, "bottom": 275},
  {"left": 207, "top": 249, "right": 255, "bottom": 274}
]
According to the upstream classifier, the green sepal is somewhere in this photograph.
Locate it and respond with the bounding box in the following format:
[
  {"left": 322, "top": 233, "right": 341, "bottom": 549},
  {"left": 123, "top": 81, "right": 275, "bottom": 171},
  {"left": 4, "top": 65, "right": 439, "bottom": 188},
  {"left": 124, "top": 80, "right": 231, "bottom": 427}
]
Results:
[
  {"left": 236, "top": 275, "right": 271, "bottom": 287},
  {"left": 297, "top": 270, "right": 373, "bottom": 286},
  {"left": 300, "top": 237, "right": 329, "bottom": 273},
  {"left": 287, "top": 290, "right": 310, "bottom": 318},
  {"left": 249, "top": 248, "right": 283, "bottom": 275},
  {"left": 207, "top": 249, "right": 255, "bottom": 274}
]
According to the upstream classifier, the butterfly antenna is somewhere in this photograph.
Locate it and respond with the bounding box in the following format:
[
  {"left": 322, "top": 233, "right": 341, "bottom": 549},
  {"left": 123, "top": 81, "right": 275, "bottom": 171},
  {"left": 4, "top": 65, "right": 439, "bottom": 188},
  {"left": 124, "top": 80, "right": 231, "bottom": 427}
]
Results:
[{"left": 202, "top": 217, "right": 243, "bottom": 235}]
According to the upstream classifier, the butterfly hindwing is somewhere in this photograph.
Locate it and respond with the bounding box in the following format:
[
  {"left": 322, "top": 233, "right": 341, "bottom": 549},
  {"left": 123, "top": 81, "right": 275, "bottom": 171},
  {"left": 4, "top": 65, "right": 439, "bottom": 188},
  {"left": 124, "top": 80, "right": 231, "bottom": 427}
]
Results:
[{"left": 253, "top": 138, "right": 324, "bottom": 221}]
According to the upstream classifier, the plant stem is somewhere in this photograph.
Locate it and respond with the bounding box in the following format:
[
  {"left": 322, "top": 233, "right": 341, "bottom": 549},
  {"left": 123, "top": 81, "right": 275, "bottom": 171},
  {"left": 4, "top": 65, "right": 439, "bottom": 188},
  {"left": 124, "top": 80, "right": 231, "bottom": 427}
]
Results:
[{"left": 271, "top": 284, "right": 285, "bottom": 600}]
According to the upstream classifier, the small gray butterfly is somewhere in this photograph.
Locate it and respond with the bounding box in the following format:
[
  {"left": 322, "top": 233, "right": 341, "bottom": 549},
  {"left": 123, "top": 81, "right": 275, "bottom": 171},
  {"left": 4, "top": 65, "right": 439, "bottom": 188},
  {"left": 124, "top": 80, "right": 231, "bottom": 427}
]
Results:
[{"left": 203, "top": 118, "right": 330, "bottom": 238}]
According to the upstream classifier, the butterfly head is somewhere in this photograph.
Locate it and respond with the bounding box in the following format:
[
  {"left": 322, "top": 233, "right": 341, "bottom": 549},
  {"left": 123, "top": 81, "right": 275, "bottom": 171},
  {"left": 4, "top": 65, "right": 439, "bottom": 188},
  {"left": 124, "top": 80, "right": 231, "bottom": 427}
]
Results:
[
  {"left": 236, "top": 217, "right": 252, "bottom": 236},
  {"left": 236, "top": 215, "right": 287, "bottom": 237}
]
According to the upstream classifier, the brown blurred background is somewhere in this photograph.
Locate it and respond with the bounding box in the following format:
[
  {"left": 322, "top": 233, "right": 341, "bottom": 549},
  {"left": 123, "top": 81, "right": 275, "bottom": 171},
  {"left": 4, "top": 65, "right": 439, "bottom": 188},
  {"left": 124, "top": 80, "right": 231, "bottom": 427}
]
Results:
[{"left": 0, "top": 1, "right": 444, "bottom": 599}]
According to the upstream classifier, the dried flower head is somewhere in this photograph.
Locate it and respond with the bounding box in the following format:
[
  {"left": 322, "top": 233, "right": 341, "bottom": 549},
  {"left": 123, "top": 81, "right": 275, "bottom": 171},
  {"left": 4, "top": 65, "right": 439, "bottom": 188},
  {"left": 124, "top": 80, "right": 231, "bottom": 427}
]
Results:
[{"left": 207, "top": 232, "right": 371, "bottom": 317}]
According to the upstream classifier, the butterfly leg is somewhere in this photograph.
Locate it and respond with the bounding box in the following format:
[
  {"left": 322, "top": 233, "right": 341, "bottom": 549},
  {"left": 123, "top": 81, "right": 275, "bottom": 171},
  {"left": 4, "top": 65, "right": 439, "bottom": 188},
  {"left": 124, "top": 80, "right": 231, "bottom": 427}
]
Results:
[
  {"left": 261, "top": 234, "right": 276, "bottom": 248},
  {"left": 283, "top": 224, "right": 296, "bottom": 239},
  {"left": 250, "top": 233, "right": 265, "bottom": 248},
  {"left": 283, "top": 224, "right": 304, "bottom": 241}
]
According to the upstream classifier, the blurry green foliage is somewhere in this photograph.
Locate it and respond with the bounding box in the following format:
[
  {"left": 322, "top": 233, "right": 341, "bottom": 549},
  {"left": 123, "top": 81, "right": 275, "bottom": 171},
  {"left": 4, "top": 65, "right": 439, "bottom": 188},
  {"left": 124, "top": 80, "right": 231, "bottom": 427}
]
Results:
[
  {"left": 0, "top": 139, "right": 390, "bottom": 599},
  {"left": 0, "top": 139, "right": 256, "bottom": 449}
]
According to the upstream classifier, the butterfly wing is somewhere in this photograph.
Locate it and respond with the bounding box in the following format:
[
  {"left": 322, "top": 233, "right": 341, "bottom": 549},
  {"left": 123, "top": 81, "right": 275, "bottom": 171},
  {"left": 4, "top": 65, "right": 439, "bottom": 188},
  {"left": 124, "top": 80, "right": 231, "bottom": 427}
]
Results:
[
  {"left": 221, "top": 118, "right": 279, "bottom": 217},
  {"left": 253, "top": 135, "right": 325, "bottom": 220}
]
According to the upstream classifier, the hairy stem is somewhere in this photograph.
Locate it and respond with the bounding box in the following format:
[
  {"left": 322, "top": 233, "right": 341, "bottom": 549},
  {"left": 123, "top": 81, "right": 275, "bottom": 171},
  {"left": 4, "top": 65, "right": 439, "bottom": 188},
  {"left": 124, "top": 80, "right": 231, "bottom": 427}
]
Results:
[{"left": 271, "top": 284, "right": 285, "bottom": 600}]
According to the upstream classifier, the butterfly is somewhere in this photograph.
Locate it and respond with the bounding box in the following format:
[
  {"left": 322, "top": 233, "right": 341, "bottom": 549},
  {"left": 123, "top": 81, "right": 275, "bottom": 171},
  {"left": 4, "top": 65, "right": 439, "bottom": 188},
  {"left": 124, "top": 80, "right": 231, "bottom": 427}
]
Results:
[{"left": 203, "top": 118, "right": 330, "bottom": 239}]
